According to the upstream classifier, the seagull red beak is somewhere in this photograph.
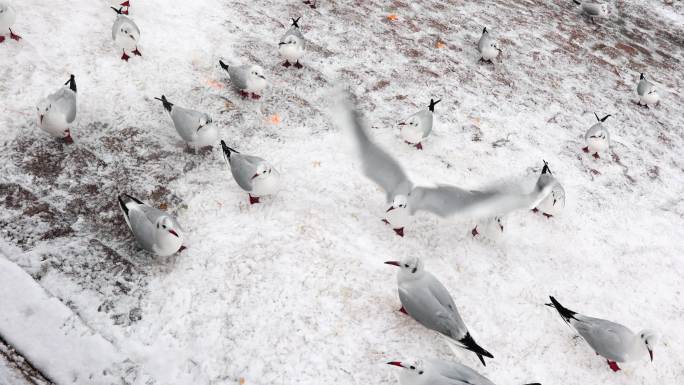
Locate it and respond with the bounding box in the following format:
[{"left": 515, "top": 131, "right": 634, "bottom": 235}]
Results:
[
  {"left": 384, "top": 261, "right": 401, "bottom": 267},
  {"left": 398, "top": 122, "right": 406, "bottom": 126},
  {"left": 40, "top": 115, "right": 44, "bottom": 124},
  {"left": 649, "top": 349, "right": 653, "bottom": 362},
  {"left": 168, "top": 229, "right": 179, "bottom": 237},
  {"left": 386, "top": 361, "right": 404, "bottom": 368}
]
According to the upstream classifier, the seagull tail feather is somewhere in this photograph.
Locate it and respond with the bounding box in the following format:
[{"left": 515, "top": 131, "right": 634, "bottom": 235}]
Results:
[{"left": 547, "top": 296, "right": 578, "bottom": 324}]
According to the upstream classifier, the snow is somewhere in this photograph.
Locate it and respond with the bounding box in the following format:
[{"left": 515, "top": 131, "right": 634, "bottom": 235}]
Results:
[{"left": 1, "top": 0, "right": 683, "bottom": 385}]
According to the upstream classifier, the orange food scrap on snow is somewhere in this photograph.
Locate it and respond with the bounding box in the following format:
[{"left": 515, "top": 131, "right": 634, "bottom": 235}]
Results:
[
  {"left": 158, "top": 203, "right": 168, "bottom": 210},
  {"left": 207, "top": 79, "right": 225, "bottom": 89},
  {"left": 386, "top": 14, "right": 398, "bottom": 21},
  {"left": 268, "top": 114, "right": 282, "bottom": 125},
  {"left": 238, "top": 378, "right": 245, "bottom": 385},
  {"left": 312, "top": 160, "right": 321, "bottom": 167},
  {"left": 435, "top": 40, "right": 446, "bottom": 49}
]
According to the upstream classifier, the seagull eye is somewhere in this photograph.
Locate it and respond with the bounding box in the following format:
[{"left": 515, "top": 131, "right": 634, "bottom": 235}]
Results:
[
  {"left": 418, "top": 371, "right": 424, "bottom": 375},
  {"left": 409, "top": 366, "right": 415, "bottom": 370},
  {"left": 404, "top": 264, "right": 409, "bottom": 268}
]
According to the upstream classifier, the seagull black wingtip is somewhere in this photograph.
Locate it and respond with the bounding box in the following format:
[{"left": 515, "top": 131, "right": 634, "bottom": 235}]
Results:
[
  {"left": 111, "top": 6, "right": 123, "bottom": 14},
  {"left": 428, "top": 98, "right": 441, "bottom": 112},
  {"left": 218, "top": 60, "right": 230, "bottom": 71},
  {"left": 154, "top": 95, "right": 173, "bottom": 112},
  {"left": 220, "top": 140, "right": 239, "bottom": 158},
  {"left": 291, "top": 17, "right": 301, "bottom": 28},
  {"left": 64, "top": 74, "right": 77, "bottom": 93}
]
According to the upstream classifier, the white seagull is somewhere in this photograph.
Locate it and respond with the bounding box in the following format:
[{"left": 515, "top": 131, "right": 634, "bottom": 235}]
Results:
[
  {"left": 582, "top": 113, "right": 611, "bottom": 159},
  {"left": 118, "top": 193, "right": 185, "bottom": 256},
  {"left": 477, "top": 27, "right": 501, "bottom": 63},
  {"left": 385, "top": 257, "right": 494, "bottom": 365},
  {"left": 547, "top": 296, "right": 657, "bottom": 372},
  {"left": 154, "top": 95, "right": 218, "bottom": 151},
  {"left": 278, "top": 17, "right": 306, "bottom": 68},
  {"left": 219, "top": 60, "right": 268, "bottom": 100},
  {"left": 111, "top": 6, "right": 141, "bottom": 61},
  {"left": 398, "top": 99, "right": 440, "bottom": 150},
  {"left": 531, "top": 161, "right": 564, "bottom": 218},
  {"left": 636, "top": 73, "right": 659, "bottom": 108},
  {"left": 387, "top": 358, "right": 541, "bottom": 385},
  {"left": 220, "top": 140, "right": 280, "bottom": 204},
  {"left": 36, "top": 74, "right": 77, "bottom": 143}
]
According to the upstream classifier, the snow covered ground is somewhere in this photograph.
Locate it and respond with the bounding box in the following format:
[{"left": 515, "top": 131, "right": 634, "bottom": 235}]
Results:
[{"left": 1, "top": 0, "right": 683, "bottom": 384}]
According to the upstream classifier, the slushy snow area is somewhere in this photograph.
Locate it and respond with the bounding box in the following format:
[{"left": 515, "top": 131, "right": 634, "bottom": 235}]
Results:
[{"left": 1, "top": 0, "right": 683, "bottom": 384}]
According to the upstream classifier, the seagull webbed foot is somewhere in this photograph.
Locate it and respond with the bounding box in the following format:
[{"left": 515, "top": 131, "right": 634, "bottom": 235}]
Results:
[
  {"left": 607, "top": 360, "right": 621, "bottom": 372},
  {"left": 9, "top": 29, "right": 21, "bottom": 41}
]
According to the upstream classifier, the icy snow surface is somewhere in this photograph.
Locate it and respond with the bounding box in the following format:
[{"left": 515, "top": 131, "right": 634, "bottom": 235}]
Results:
[{"left": 1, "top": 0, "right": 683, "bottom": 384}]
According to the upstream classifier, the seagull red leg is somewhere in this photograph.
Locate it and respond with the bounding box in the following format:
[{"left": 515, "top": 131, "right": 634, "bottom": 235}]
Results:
[
  {"left": 607, "top": 360, "right": 621, "bottom": 372},
  {"left": 249, "top": 194, "right": 260, "bottom": 205},
  {"left": 582, "top": 146, "right": 589, "bottom": 153},
  {"left": 9, "top": 29, "right": 21, "bottom": 41},
  {"left": 471, "top": 226, "right": 479, "bottom": 237},
  {"left": 393, "top": 227, "right": 404, "bottom": 237},
  {"left": 399, "top": 306, "right": 408, "bottom": 315}
]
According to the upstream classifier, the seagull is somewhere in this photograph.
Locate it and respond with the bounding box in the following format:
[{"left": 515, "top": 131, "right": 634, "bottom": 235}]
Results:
[
  {"left": 118, "top": 193, "right": 185, "bottom": 256},
  {"left": 477, "top": 27, "right": 501, "bottom": 63},
  {"left": 279, "top": 17, "right": 305, "bottom": 69},
  {"left": 218, "top": 60, "right": 267, "bottom": 100},
  {"left": 546, "top": 296, "right": 657, "bottom": 372},
  {"left": 471, "top": 216, "right": 504, "bottom": 240},
  {"left": 109, "top": 0, "right": 130, "bottom": 15},
  {"left": 386, "top": 358, "right": 541, "bottom": 385},
  {"left": 385, "top": 257, "right": 494, "bottom": 366},
  {"left": 336, "top": 92, "right": 554, "bottom": 236},
  {"left": 531, "top": 161, "right": 564, "bottom": 218},
  {"left": 572, "top": 1, "right": 608, "bottom": 23},
  {"left": 36, "top": 74, "right": 77, "bottom": 143},
  {"left": 398, "top": 99, "right": 440, "bottom": 150},
  {"left": 636, "top": 73, "right": 659, "bottom": 108},
  {"left": 582, "top": 113, "right": 611, "bottom": 159},
  {"left": 302, "top": 0, "right": 317, "bottom": 9},
  {"left": 0, "top": 1, "right": 21, "bottom": 42},
  {"left": 154, "top": 95, "right": 218, "bottom": 151},
  {"left": 220, "top": 140, "right": 280, "bottom": 204},
  {"left": 111, "top": 7, "right": 141, "bottom": 61}
]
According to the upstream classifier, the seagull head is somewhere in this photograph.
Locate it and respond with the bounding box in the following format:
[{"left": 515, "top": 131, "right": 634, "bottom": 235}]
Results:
[
  {"left": 387, "top": 360, "right": 425, "bottom": 378},
  {"left": 639, "top": 330, "right": 658, "bottom": 362},
  {"left": 279, "top": 35, "right": 300, "bottom": 47},
  {"left": 156, "top": 216, "right": 180, "bottom": 238},
  {"left": 392, "top": 195, "right": 408, "bottom": 209},
  {"left": 252, "top": 162, "right": 273, "bottom": 180},
  {"left": 198, "top": 114, "right": 212, "bottom": 130},
  {"left": 494, "top": 216, "right": 504, "bottom": 232},
  {"left": 36, "top": 100, "right": 51, "bottom": 125},
  {"left": 384, "top": 256, "right": 424, "bottom": 276},
  {"left": 250, "top": 65, "right": 267, "bottom": 80},
  {"left": 119, "top": 24, "right": 139, "bottom": 43}
]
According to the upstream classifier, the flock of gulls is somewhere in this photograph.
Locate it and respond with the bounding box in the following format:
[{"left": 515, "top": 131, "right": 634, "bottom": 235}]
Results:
[{"left": 1, "top": 0, "right": 666, "bottom": 384}]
